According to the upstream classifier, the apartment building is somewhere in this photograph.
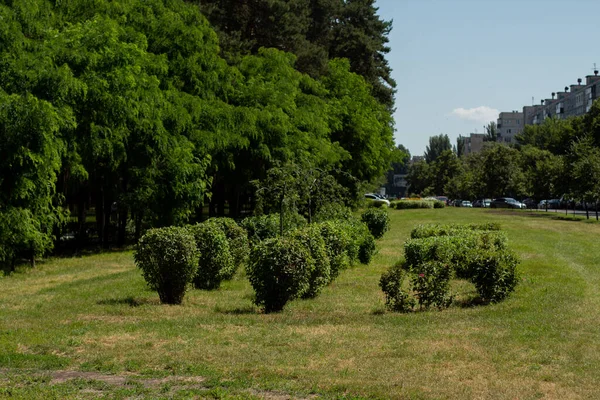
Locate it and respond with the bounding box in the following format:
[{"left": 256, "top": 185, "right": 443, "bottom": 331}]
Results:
[
  {"left": 523, "top": 70, "right": 600, "bottom": 125},
  {"left": 462, "top": 133, "right": 486, "bottom": 155},
  {"left": 497, "top": 111, "right": 524, "bottom": 143}
]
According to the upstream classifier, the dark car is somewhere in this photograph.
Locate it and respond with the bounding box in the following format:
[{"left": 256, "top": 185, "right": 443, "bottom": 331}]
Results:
[
  {"left": 490, "top": 197, "right": 525, "bottom": 209},
  {"left": 473, "top": 199, "right": 491, "bottom": 208},
  {"left": 522, "top": 198, "right": 538, "bottom": 209}
]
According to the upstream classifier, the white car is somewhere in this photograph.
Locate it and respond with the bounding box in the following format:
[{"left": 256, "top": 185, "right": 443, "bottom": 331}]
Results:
[{"left": 365, "top": 193, "right": 390, "bottom": 207}]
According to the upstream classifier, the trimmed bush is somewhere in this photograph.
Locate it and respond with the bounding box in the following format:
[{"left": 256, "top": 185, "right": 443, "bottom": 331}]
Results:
[
  {"left": 246, "top": 237, "right": 312, "bottom": 313},
  {"left": 433, "top": 200, "right": 446, "bottom": 208},
  {"left": 187, "top": 223, "right": 235, "bottom": 290},
  {"left": 395, "top": 200, "right": 434, "bottom": 209},
  {"left": 134, "top": 226, "right": 199, "bottom": 305},
  {"left": 339, "top": 217, "right": 377, "bottom": 265},
  {"left": 379, "top": 263, "right": 415, "bottom": 312},
  {"left": 316, "top": 220, "right": 352, "bottom": 280},
  {"left": 240, "top": 214, "right": 280, "bottom": 244},
  {"left": 411, "top": 261, "right": 453, "bottom": 309},
  {"left": 361, "top": 208, "right": 390, "bottom": 239},
  {"left": 467, "top": 249, "right": 520, "bottom": 303},
  {"left": 204, "top": 217, "right": 249, "bottom": 274},
  {"left": 241, "top": 213, "right": 306, "bottom": 244},
  {"left": 410, "top": 223, "right": 501, "bottom": 239},
  {"left": 291, "top": 226, "right": 331, "bottom": 299}
]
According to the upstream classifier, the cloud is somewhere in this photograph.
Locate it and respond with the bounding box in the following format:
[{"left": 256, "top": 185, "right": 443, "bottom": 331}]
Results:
[{"left": 450, "top": 106, "right": 499, "bottom": 124}]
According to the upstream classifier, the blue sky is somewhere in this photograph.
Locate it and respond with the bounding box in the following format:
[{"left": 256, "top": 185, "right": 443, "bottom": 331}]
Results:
[{"left": 375, "top": 0, "right": 600, "bottom": 156}]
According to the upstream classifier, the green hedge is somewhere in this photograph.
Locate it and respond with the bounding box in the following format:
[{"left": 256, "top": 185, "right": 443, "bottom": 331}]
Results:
[
  {"left": 361, "top": 208, "right": 390, "bottom": 239},
  {"left": 204, "top": 217, "right": 249, "bottom": 274},
  {"left": 394, "top": 200, "right": 434, "bottom": 210},
  {"left": 246, "top": 237, "right": 312, "bottom": 313},
  {"left": 381, "top": 223, "right": 519, "bottom": 312},
  {"left": 410, "top": 223, "right": 501, "bottom": 239},
  {"left": 290, "top": 225, "right": 331, "bottom": 299},
  {"left": 134, "top": 226, "right": 199, "bottom": 305},
  {"left": 187, "top": 223, "right": 235, "bottom": 290}
]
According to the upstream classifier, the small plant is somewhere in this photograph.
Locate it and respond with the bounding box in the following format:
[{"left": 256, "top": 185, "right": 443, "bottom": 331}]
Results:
[
  {"left": 134, "top": 226, "right": 199, "bottom": 305},
  {"left": 361, "top": 208, "right": 390, "bottom": 239},
  {"left": 379, "top": 263, "right": 415, "bottom": 312},
  {"left": 411, "top": 261, "right": 453, "bottom": 310},
  {"left": 246, "top": 237, "right": 312, "bottom": 313},
  {"left": 204, "top": 217, "right": 249, "bottom": 275},
  {"left": 291, "top": 226, "right": 331, "bottom": 299},
  {"left": 187, "top": 223, "right": 235, "bottom": 290}
]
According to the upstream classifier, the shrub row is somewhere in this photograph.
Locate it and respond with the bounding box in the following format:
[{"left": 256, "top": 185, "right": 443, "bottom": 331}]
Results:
[
  {"left": 134, "top": 218, "right": 250, "bottom": 304},
  {"left": 247, "top": 216, "right": 377, "bottom": 312},
  {"left": 393, "top": 200, "right": 444, "bottom": 210},
  {"left": 380, "top": 223, "right": 519, "bottom": 311},
  {"left": 410, "top": 223, "right": 501, "bottom": 239}
]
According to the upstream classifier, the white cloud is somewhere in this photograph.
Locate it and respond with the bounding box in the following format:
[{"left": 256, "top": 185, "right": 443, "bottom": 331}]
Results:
[{"left": 450, "top": 106, "right": 499, "bottom": 124}]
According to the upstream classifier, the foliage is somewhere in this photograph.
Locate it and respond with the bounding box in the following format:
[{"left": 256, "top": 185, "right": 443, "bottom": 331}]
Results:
[
  {"left": 467, "top": 249, "right": 520, "bottom": 303},
  {"left": 379, "top": 263, "right": 415, "bottom": 312},
  {"left": 410, "top": 223, "right": 501, "bottom": 239},
  {"left": 336, "top": 217, "right": 376, "bottom": 265},
  {"left": 240, "top": 214, "right": 281, "bottom": 244},
  {"left": 133, "top": 226, "right": 199, "bottom": 304},
  {"left": 424, "top": 134, "right": 452, "bottom": 164},
  {"left": 290, "top": 226, "right": 331, "bottom": 299},
  {"left": 394, "top": 200, "right": 434, "bottom": 209},
  {"left": 187, "top": 223, "right": 236, "bottom": 290},
  {"left": 410, "top": 261, "right": 453, "bottom": 310},
  {"left": 361, "top": 208, "right": 390, "bottom": 239},
  {"left": 316, "top": 220, "right": 352, "bottom": 280},
  {"left": 246, "top": 236, "right": 312, "bottom": 313},
  {"left": 204, "top": 218, "right": 249, "bottom": 273}
]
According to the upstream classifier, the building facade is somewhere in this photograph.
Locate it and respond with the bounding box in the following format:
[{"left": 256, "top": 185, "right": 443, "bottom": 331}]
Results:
[
  {"left": 497, "top": 111, "right": 524, "bottom": 143},
  {"left": 462, "top": 133, "right": 486, "bottom": 155},
  {"left": 523, "top": 71, "right": 600, "bottom": 126}
]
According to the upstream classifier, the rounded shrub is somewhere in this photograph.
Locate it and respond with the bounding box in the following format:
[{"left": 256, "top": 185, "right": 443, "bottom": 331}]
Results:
[
  {"left": 338, "top": 217, "right": 376, "bottom": 265},
  {"left": 134, "top": 226, "right": 199, "bottom": 305},
  {"left": 467, "top": 249, "right": 519, "bottom": 303},
  {"left": 316, "top": 220, "right": 352, "bottom": 280},
  {"left": 361, "top": 208, "right": 390, "bottom": 239},
  {"left": 240, "top": 214, "right": 280, "bottom": 244},
  {"left": 204, "top": 217, "right": 249, "bottom": 275},
  {"left": 290, "top": 226, "right": 331, "bottom": 299},
  {"left": 410, "top": 261, "right": 453, "bottom": 310},
  {"left": 246, "top": 237, "right": 312, "bottom": 313},
  {"left": 379, "top": 263, "right": 415, "bottom": 312},
  {"left": 187, "top": 223, "right": 235, "bottom": 290}
]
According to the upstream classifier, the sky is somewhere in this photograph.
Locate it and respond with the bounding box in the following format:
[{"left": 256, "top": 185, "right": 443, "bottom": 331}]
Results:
[{"left": 375, "top": 0, "right": 600, "bottom": 157}]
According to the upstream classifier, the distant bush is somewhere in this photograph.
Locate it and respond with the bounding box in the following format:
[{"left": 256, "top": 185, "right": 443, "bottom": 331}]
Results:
[
  {"left": 379, "top": 263, "right": 415, "bottom": 312},
  {"left": 205, "top": 217, "right": 249, "bottom": 274},
  {"left": 361, "top": 208, "right": 390, "bottom": 239},
  {"left": 246, "top": 237, "right": 312, "bottom": 313},
  {"left": 187, "top": 223, "right": 235, "bottom": 290},
  {"left": 410, "top": 223, "right": 501, "bottom": 239},
  {"left": 241, "top": 213, "right": 306, "bottom": 244},
  {"left": 338, "top": 217, "right": 377, "bottom": 265},
  {"left": 291, "top": 226, "right": 331, "bottom": 299},
  {"left": 433, "top": 200, "right": 446, "bottom": 208},
  {"left": 316, "top": 220, "right": 352, "bottom": 280},
  {"left": 312, "top": 203, "right": 352, "bottom": 223},
  {"left": 367, "top": 201, "right": 388, "bottom": 208},
  {"left": 395, "top": 201, "right": 434, "bottom": 210},
  {"left": 134, "top": 226, "right": 199, "bottom": 305}
]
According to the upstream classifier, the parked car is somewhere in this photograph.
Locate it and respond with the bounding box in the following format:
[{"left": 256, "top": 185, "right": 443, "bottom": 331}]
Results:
[
  {"left": 490, "top": 197, "right": 525, "bottom": 209},
  {"left": 473, "top": 199, "right": 491, "bottom": 208},
  {"left": 365, "top": 193, "right": 390, "bottom": 207},
  {"left": 460, "top": 200, "right": 473, "bottom": 208},
  {"left": 522, "top": 198, "right": 538, "bottom": 209}
]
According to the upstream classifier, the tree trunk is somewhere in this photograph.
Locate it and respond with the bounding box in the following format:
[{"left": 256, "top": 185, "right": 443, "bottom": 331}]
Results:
[{"left": 117, "top": 205, "right": 128, "bottom": 247}]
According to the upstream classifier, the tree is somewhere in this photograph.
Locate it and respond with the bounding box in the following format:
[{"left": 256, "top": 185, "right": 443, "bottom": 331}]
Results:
[
  {"left": 406, "top": 160, "right": 431, "bottom": 196},
  {"left": 484, "top": 122, "right": 498, "bottom": 142},
  {"left": 479, "top": 144, "right": 526, "bottom": 199},
  {"left": 424, "top": 134, "right": 452, "bottom": 163},
  {"left": 455, "top": 135, "right": 466, "bottom": 158}
]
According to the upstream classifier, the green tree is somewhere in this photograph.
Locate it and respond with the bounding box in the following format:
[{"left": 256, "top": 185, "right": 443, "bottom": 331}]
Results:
[
  {"left": 484, "top": 122, "right": 498, "bottom": 142},
  {"left": 424, "top": 134, "right": 452, "bottom": 163}
]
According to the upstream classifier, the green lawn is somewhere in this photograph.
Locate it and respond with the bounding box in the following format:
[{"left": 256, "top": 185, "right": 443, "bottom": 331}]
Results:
[{"left": 1, "top": 208, "right": 600, "bottom": 399}]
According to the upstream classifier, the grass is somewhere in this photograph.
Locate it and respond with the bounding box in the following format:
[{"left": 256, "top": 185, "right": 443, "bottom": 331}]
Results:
[{"left": 1, "top": 208, "right": 600, "bottom": 399}]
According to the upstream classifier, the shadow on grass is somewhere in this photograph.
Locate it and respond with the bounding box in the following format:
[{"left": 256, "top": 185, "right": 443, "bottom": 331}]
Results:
[
  {"left": 97, "top": 296, "right": 146, "bottom": 307},
  {"left": 214, "top": 305, "right": 258, "bottom": 315},
  {"left": 453, "top": 295, "right": 488, "bottom": 308},
  {"left": 489, "top": 209, "right": 599, "bottom": 223}
]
